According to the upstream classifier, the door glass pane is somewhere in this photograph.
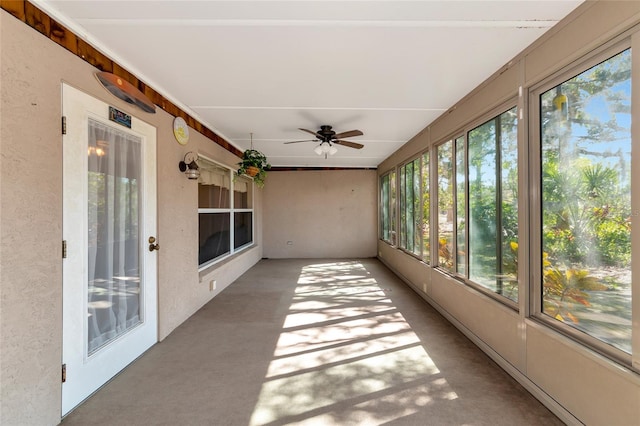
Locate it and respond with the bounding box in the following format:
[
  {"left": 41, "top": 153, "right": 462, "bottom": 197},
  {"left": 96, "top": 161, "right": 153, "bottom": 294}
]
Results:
[{"left": 87, "top": 119, "right": 142, "bottom": 355}]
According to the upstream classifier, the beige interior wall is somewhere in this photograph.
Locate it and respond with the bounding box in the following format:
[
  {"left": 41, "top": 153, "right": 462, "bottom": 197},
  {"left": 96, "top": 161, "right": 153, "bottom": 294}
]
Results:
[
  {"left": 263, "top": 170, "right": 377, "bottom": 259},
  {"left": 526, "top": 323, "right": 640, "bottom": 424},
  {"left": 0, "top": 10, "right": 261, "bottom": 425},
  {"left": 377, "top": 1, "right": 640, "bottom": 424}
]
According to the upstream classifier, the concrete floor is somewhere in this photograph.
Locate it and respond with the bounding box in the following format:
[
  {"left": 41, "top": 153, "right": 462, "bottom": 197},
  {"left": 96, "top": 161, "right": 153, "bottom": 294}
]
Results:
[{"left": 62, "top": 258, "right": 563, "bottom": 426}]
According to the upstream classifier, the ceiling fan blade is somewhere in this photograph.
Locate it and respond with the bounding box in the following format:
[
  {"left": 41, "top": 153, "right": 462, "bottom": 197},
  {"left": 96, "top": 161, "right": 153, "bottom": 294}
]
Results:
[
  {"left": 333, "top": 129, "right": 363, "bottom": 139},
  {"left": 298, "top": 128, "right": 323, "bottom": 139},
  {"left": 284, "top": 139, "right": 317, "bottom": 144},
  {"left": 334, "top": 139, "right": 364, "bottom": 149}
]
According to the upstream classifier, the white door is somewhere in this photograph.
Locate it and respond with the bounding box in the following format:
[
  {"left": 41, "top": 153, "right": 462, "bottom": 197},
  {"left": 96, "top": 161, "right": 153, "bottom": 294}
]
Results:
[{"left": 62, "top": 84, "right": 157, "bottom": 415}]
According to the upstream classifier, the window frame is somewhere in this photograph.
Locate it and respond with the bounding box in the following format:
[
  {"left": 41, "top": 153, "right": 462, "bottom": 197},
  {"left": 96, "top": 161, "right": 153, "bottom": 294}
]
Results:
[
  {"left": 421, "top": 150, "right": 431, "bottom": 265},
  {"left": 466, "top": 105, "right": 519, "bottom": 304},
  {"left": 197, "top": 156, "right": 254, "bottom": 270},
  {"left": 435, "top": 138, "right": 456, "bottom": 274},
  {"left": 528, "top": 39, "right": 634, "bottom": 367},
  {"left": 398, "top": 156, "right": 423, "bottom": 257},
  {"left": 433, "top": 101, "right": 520, "bottom": 309},
  {"left": 379, "top": 169, "right": 397, "bottom": 245}
]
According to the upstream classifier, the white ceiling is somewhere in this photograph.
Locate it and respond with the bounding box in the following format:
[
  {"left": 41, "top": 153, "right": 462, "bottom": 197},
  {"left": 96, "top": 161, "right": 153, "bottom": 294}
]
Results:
[{"left": 37, "top": 0, "right": 584, "bottom": 168}]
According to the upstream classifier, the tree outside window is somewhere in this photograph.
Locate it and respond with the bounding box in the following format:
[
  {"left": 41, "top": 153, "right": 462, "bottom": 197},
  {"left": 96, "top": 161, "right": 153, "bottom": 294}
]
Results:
[
  {"left": 467, "top": 107, "right": 518, "bottom": 301},
  {"left": 540, "top": 49, "right": 631, "bottom": 353}
]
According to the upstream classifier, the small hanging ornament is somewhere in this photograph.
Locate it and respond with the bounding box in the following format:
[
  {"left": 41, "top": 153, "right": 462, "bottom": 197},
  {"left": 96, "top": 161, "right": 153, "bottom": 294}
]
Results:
[{"left": 553, "top": 87, "right": 569, "bottom": 122}]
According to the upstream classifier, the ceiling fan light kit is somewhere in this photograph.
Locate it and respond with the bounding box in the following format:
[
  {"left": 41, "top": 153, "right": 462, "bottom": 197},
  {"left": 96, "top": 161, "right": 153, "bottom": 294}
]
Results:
[
  {"left": 285, "top": 125, "right": 364, "bottom": 158},
  {"left": 314, "top": 143, "right": 338, "bottom": 156}
]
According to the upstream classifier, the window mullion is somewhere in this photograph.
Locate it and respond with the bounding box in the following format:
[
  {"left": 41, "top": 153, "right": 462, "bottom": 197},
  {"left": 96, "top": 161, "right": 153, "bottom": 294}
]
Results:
[
  {"left": 496, "top": 114, "right": 503, "bottom": 295},
  {"left": 229, "top": 169, "right": 235, "bottom": 254},
  {"left": 632, "top": 31, "right": 640, "bottom": 372}
]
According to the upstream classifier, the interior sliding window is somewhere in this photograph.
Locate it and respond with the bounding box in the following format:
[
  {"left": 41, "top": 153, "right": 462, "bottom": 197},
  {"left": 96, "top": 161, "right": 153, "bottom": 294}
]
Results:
[
  {"left": 380, "top": 170, "right": 397, "bottom": 244},
  {"left": 399, "top": 158, "right": 422, "bottom": 257},
  {"left": 467, "top": 107, "right": 518, "bottom": 302},
  {"left": 437, "top": 141, "right": 455, "bottom": 272},
  {"left": 421, "top": 152, "right": 430, "bottom": 264},
  {"left": 197, "top": 158, "right": 254, "bottom": 268},
  {"left": 535, "top": 46, "right": 632, "bottom": 359},
  {"left": 455, "top": 136, "right": 466, "bottom": 275}
]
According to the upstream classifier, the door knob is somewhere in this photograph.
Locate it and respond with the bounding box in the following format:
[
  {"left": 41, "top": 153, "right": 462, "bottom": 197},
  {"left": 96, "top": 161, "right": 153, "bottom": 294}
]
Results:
[{"left": 148, "top": 236, "right": 159, "bottom": 252}]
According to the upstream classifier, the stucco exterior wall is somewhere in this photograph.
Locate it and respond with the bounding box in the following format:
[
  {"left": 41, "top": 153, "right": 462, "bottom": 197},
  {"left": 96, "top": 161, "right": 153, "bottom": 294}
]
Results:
[
  {"left": 1, "top": 11, "right": 64, "bottom": 425},
  {"left": 263, "top": 170, "right": 377, "bottom": 259},
  {"left": 0, "top": 10, "right": 261, "bottom": 425}
]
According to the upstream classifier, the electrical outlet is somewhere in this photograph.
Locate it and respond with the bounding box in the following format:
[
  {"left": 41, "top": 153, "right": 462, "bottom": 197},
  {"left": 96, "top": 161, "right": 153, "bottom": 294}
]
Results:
[{"left": 209, "top": 280, "right": 216, "bottom": 291}]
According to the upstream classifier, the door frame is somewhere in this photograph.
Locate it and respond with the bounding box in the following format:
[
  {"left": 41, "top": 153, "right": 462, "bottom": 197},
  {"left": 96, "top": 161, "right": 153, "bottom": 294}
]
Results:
[{"left": 61, "top": 83, "right": 158, "bottom": 415}]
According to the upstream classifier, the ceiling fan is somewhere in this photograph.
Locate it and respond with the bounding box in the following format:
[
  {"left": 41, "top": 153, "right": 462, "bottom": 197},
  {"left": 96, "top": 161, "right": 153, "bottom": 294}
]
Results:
[{"left": 284, "top": 125, "right": 364, "bottom": 157}]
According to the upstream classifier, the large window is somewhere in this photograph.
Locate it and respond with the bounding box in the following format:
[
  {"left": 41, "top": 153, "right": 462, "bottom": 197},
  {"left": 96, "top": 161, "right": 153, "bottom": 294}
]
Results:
[
  {"left": 377, "top": 40, "right": 636, "bottom": 370},
  {"left": 380, "top": 171, "right": 396, "bottom": 244},
  {"left": 434, "top": 108, "right": 518, "bottom": 302},
  {"left": 399, "top": 158, "right": 422, "bottom": 255},
  {"left": 467, "top": 107, "right": 518, "bottom": 300},
  {"left": 538, "top": 48, "right": 631, "bottom": 355},
  {"left": 198, "top": 158, "right": 253, "bottom": 267},
  {"left": 455, "top": 136, "right": 466, "bottom": 275},
  {"left": 421, "top": 152, "right": 430, "bottom": 264},
  {"left": 381, "top": 157, "right": 430, "bottom": 263},
  {"left": 437, "top": 141, "right": 455, "bottom": 272}
]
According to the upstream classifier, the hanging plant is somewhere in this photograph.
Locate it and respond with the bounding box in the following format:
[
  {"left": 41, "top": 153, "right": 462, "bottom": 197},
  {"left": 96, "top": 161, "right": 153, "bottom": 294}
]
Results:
[{"left": 237, "top": 148, "right": 270, "bottom": 188}]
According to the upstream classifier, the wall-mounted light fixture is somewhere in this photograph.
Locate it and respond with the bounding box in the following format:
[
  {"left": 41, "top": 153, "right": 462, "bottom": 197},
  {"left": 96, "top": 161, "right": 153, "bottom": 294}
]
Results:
[{"left": 178, "top": 151, "right": 200, "bottom": 179}]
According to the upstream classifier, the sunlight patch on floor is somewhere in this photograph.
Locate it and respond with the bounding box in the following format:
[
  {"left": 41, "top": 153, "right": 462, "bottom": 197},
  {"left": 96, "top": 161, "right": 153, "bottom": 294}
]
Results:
[
  {"left": 267, "top": 331, "right": 421, "bottom": 377},
  {"left": 249, "top": 261, "right": 459, "bottom": 426},
  {"left": 274, "top": 312, "right": 411, "bottom": 357},
  {"left": 291, "top": 382, "right": 458, "bottom": 426},
  {"left": 249, "top": 346, "right": 443, "bottom": 425}
]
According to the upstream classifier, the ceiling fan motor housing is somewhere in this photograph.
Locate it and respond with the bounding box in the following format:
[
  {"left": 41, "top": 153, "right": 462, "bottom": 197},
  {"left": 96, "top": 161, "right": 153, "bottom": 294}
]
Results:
[
  {"left": 319, "top": 125, "right": 335, "bottom": 142},
  {"left": 284, "top": 126, "right": 364, "bottom": 150}
]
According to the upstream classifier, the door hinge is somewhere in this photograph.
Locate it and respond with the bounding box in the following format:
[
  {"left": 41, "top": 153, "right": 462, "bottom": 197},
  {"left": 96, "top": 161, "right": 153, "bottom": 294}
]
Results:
[
  {"left": 62, "top": 116, "right": 67, "bottom": 135},
  {"left": 62, "top": 364, "right": 66, "bottom": 383},
  {"left": 62, "top": 240, "right": 67, "bottom": 259}
]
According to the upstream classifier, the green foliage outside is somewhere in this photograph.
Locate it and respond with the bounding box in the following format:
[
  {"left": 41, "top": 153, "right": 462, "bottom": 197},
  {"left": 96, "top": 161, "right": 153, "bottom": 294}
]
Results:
[
  {"left": 389, "top": 48, "right": 632, "bottom": 353},
  {"left": 539, "top": 48, "right": 632, "bottom": 353}
]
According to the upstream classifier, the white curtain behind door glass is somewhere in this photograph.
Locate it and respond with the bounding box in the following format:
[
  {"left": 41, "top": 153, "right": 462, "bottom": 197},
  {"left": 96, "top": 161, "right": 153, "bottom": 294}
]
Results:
[{"left": 87, "top": 118, "right": 142, "bottom": 355}]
